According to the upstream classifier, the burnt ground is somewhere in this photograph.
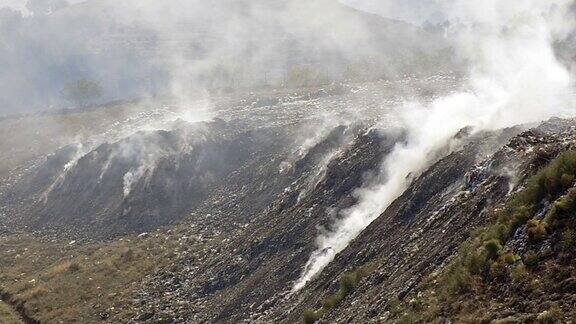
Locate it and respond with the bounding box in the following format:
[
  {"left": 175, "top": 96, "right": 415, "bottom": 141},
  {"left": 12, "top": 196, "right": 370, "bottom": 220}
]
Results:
[{"left": 2, "top": 79, "right": 575, "bottom": 323}]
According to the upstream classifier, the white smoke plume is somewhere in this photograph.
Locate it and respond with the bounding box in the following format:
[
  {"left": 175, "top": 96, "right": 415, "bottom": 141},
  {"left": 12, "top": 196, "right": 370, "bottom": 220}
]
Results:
[
  {"left": 294, "top": 0, "right": 576, "bottom": 291},
  {"left": 0, "top": 0, "right": 451, "bottom": 116}
]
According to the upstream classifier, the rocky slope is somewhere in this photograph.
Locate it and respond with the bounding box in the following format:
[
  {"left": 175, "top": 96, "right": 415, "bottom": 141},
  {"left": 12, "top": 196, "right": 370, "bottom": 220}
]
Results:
[
  {"left": 5, "top": 119, "right": 299, "bottom": 238},
  {"left": 281, "top": 118, "right": 576, "bottom": 323},
  {"left": 1, "top": 82, "right": 574, "bottom": 323},
  {"left": 1, "top": 78, "right": 459, "bottom": 239},
  {"left": 121, "top": 118, "right": 576, "bottom": 323}
]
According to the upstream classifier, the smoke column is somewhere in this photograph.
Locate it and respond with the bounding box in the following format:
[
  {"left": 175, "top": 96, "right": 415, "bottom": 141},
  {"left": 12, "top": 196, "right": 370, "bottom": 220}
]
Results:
[{"left": 294, "top": 0, "right": 576, "bottom": 291}]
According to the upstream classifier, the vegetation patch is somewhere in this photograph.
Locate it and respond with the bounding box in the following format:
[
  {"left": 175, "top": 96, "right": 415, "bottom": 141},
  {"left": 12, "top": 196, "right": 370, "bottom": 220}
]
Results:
[
  {"left": 0, "top": 226, "right": 209, "bottom": 323},
  {"left": 391, "top": 150, "right": 576, "bottom": 321},
  {"left": 0, "top": 300, "right": 23, "bottom": 324},
  {"left": 302, "top": 265, "right": 374, "bottom": 323}
]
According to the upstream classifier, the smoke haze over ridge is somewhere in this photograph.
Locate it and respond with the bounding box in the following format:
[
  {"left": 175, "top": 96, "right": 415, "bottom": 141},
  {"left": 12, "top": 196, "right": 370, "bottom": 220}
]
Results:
[
  {"left": 0, "top": 0, "right": 452, "bottom": 116},
  {"left": 2, "top": 0, "right": 575, "bottom": 297},
  {"left": 294, "top": 0, "right": 576, "bottom": 291}
]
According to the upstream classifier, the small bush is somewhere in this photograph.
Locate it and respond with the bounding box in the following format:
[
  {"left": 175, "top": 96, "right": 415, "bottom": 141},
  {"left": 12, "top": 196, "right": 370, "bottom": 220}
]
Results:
[
  {"left": 408, "top": 296, "right": 425, "bottom": 311},
  {"left": 485, "top": 239, "right": 503, "bottom": 260},
  {"left": 560, "top": 173, "right": 575, "bottom": 189},
  {"left": 501, "top": 252, "right": 519, "bottom": 265},
  {"left": 546, "top": 188, "right": 576, "bottom": 226},
  {"left": 524, "top": 251, "right": 539, "bottom": 268},
  {"left": 465, "top": 251, "right": 488, "bottom": 275},
  {"left": 302, "top": 309, "right": 322, "bottom": 324},
  {"left": 321, "top": 270, "right": 366, "bottom": 310},
  {"left": 541, "top": 151, "right": 576, "bottom": 196},
  {"left": 486, "top": 223, "right": 512, "bottom": 242},
  {"left": 415, "top": 151, "right": 576, "bottom": 314},
  {"left": 526, "top": 220, "right": 547, "bottom": 243},
  {"left": 446, "top": 267, "right": 472, "bottom": 294},
  {"left": 307, "top": 265, "right": 374, "bottom": 322},
  {"left": 340, "top": 272, "right": 358, "bottom": 294},
  {"left": 510, "top": 264, "right": 529, "bottom": 284},
  {"left": 322, "top": 295, "right": 340, "bottom": 310}
]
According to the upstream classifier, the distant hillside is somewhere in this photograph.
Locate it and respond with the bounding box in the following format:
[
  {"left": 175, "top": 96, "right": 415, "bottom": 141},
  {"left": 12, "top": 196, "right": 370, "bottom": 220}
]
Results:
[
  {"left": 0, "top": 0, "right": 456, "bottom": 114},
  {"left": 60, "top": 0, "right": 453, "bottom": 81}
]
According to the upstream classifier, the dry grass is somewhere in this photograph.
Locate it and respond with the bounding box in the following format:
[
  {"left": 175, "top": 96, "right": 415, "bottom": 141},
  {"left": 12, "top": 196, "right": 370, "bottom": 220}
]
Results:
[{"left": 0, "top": 229, "right": 195, "bottom": 323}]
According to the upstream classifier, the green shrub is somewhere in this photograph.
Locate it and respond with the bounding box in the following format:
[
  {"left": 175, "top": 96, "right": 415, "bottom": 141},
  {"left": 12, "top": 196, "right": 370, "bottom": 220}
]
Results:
[
  {"left": 446, "top": 267, "right": 472, "bottom": 294},
  {"left": 485, "top": 239, "right": 503, "bottom": 260},
  {"left": 465, "top": 250, "right": 488, "bottom": 275},
  {"left": 501, "top": 252, "right": 520, "bottom": 265},
  {"left": 546, "top": 188, "right": 576, "bottom": 226},
  {"left": 340, "top": 272, "right": 359, "bottom": 294},
  {"left": 320, "top": 271, "right": 360, "bottom": 310},
  {"left": 486, "top": 223, "right": 512, "bottom": 242},
  {"left": 421, "top": 151, "right": 576, "bottom": 307},
  {"left": 541, "top": 151, "right": 576, "bottom": 196},
  {"left": 560, "top": 173, "right": 575, "bottom": 189},
  {"left": 303, "top": 309, "right": 322, "bottom": 324},
  {"left": 514, "top": 151, "right": 576, "bottom": 210},
  {"left": 307, "top": 265, "right": 374, "bottom": 322},
  {"left": 524, "top": 251, "right": 539, "bottom": 268}
]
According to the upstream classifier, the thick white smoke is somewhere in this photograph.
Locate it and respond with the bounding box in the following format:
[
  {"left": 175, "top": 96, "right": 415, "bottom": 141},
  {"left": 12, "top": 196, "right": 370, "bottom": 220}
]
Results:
[{"left": 294, "top": 0, "right": 576, "bottom": 291}]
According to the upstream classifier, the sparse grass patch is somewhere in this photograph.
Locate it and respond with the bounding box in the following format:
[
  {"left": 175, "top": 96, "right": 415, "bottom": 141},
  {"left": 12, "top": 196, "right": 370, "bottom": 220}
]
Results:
[
  {"left": 50, "top": 260, "right": 81, "bottom": 276},
  {"left": 560, "top": 228, "right": 575, "bottom": 251},
  {"left": 0, "top": 301, "right": 22, "bottom": 324},
  {"left": 302, "top": 264, "right": 375, "bottom": 323},
  {"left": 445, "top": 265, "right": 473, "bottom": 294},
  {"left": 0, "top": 228, "right": 200, "bottom": 323}
]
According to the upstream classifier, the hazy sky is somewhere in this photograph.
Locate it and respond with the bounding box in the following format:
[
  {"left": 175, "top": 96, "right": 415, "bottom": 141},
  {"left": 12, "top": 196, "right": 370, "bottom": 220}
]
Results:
[
  {"left": 0, "top": 0, "right": 86, "bottom": 14},
  {"left": 341, "top": 0, "right": 444, "bottom": 25},
  {"left": 0, "top": 0, "right": 28, "bottom": 13},
  {"left": 0, "top": 0, "right": 443, "bottom": 25}
]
